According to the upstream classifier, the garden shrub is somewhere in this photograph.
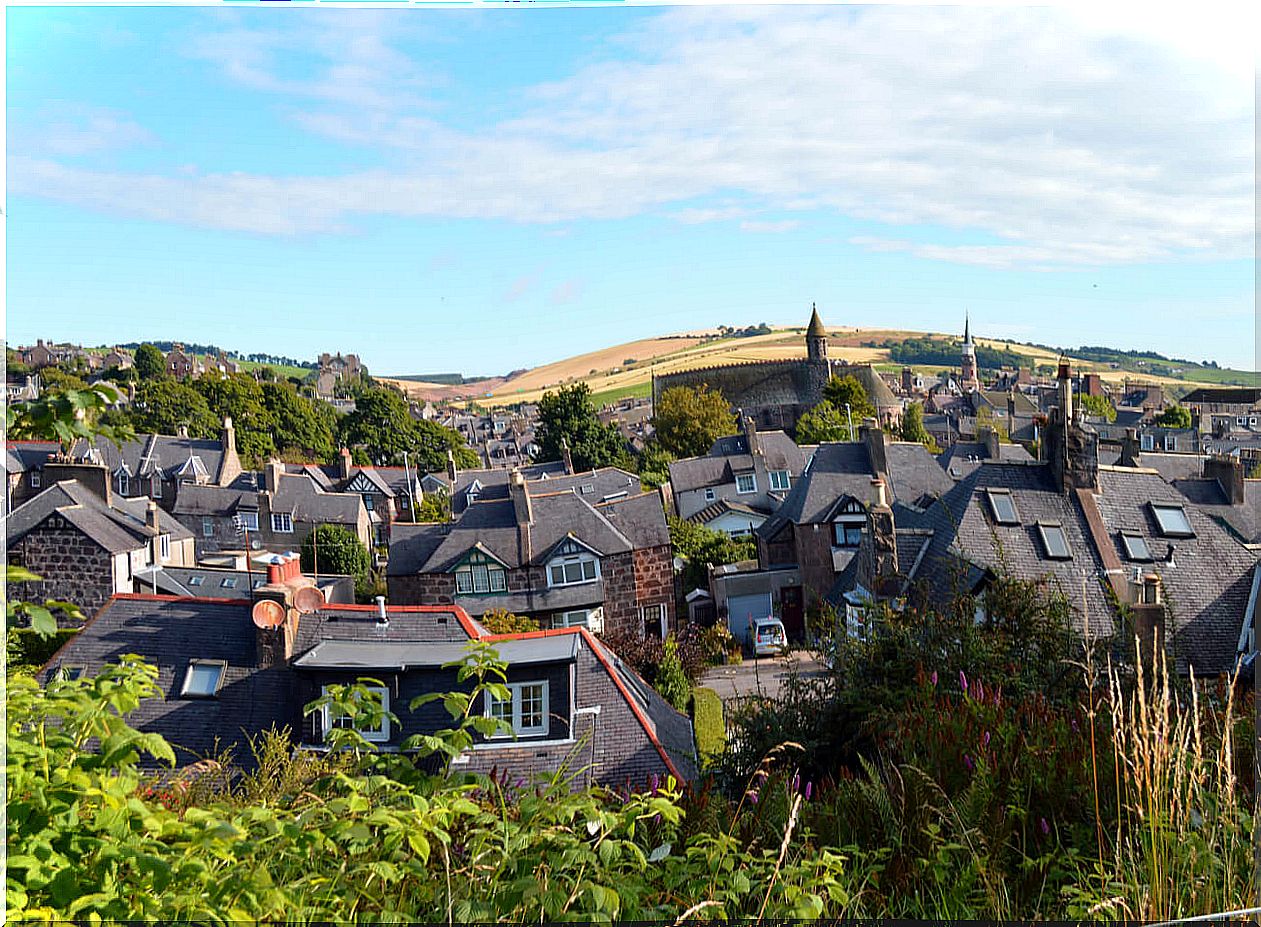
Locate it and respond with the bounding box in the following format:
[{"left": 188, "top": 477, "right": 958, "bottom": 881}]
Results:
[{"left": 691, "top": 687, "right": 726, "bottom": 767}]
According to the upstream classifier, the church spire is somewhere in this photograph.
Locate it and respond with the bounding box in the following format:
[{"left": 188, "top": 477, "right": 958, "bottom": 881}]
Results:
[
  {"left": 806, "top": 302, "right": 826, "bottom": 339},
  {"left": 805, "top": 303, "right": 828, "bottom": 364},
  {"left": 964, "top": 311, "right": 972, "bottom": 346}
]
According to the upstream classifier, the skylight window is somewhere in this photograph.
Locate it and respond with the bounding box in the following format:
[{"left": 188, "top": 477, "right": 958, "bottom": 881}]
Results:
[
  {"left": 986, "top": 489, "right": 1019, "bottom": 525},
  {"left": 1151, "top": 503, "right": 1195, "bottom": 538},
  {"left": 188, "top": 575, "right": 204, "bottom": 587},
  {"left": 181, "top": 660, "right": 227, "bottom": 698},
  {"left": 1036, "top": 522, "right": 1072, "bottom": 560},
  {"left": 1120, "top": 531, "right": 1152, "bottom": 562}
]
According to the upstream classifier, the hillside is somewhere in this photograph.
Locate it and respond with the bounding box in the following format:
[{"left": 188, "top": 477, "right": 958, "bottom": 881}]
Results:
[{"left": 379, "top": 326, "right": 1257, "bottom": 408}]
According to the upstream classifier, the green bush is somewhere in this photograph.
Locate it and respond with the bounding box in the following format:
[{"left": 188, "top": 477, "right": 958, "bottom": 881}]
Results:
[
  {"left": 656, "top": 637, "right": 691, "bottom": 711},
  {"left": 478, "top": 608, "right": 540, "bottom": 635},
  {"left": 691, "top": 687, "right": 726, "bottom": 767}
]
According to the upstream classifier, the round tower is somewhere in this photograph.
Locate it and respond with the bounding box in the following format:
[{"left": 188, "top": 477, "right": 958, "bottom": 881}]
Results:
[{"left": 805, "top": 303, "right": 828, "bottom": 364}]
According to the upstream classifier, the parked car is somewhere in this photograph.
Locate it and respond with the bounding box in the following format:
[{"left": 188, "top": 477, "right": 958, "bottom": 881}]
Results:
[{"left": 750, "top": 617, "right": 789, "bottom": 658}]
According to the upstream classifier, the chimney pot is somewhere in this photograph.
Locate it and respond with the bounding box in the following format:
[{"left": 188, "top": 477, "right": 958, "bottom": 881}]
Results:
[{"left": 375, "top": 595, "right": 388, "bottom": 625}]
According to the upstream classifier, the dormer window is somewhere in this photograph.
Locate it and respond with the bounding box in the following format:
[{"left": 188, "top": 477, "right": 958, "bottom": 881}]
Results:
[
  {"left": 735, "top": 473, "right": 757, "bottom": 494},
  {"left": 1036, "top": 522, "right": 1071, "bottom": 560},
  {"left": 149, "top": 476, "right": 161, "bottom": 498},
  {"left": 1151, "top": 503, "right": 1195, "bottom": 538},
  {"left": 116, "top": 470, "right": 129, "bottom": 495},
  {"left": 769, "top": 470, "right": 791, "bottom": 491},
  {"left": 453, "top": 548, "right": 508, "bottom": 595},
  {"left": 547, "top": 538, "right": 600, "bottom": 587},
  {"left": 832, "top": 498, "right": 866, "bottom": 548},
  {"left": 985, "top": 489, "right": 1019, "bottom": 525},
  {"left": 1140, "top": 434, "right": 1155, "bottom": 452},
  {"left": 1120, "top": 531, "right": 1152, "bottom": 562}
]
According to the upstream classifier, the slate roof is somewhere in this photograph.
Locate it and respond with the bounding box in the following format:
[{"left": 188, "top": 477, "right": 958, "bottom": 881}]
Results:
[
  {"left": 1181, "top": 388, "right": 1261, "bottom": 405},
  {"left": 7, "top": 480, "right": 192, "bottom": 553},
  {"left": 270, "top": 473, "right": 366, "bottom": 526},
  {"left": 913, "top": 463, "right": 1115, "bottom": 636},
  {"left": 37, "top": 597, "right": 296, "bottom": 767},
  {"left": 938, "top": 441, "right": 1035, "bottom": 480},
  {"left": 668, "top": 431, "right": 807, "bottom": 493},
  {"left": 1169, "top": 477, "right": 1261, "bottom": 546},
  {"left": 72, "top": 434, "right": 230, "bottom": 483},
  {"left": 172, "top": 483, "right": 259, "bottom": 517},
  {"left": 5, "top": 440, "right": 60, "bottom": 475},
  {"left": 687, "top": 499, "right": 770, "bottom": 527},
  {"left": 1091, "top": 467, "right": 1258, "bottom": 675}
]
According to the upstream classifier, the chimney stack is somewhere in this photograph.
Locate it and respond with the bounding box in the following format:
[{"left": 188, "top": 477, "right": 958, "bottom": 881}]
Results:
[
  {"left": 861, "top": 419, "right": 888, "bottom": 485},
  {"left": 1129, "top": 571, "right": 1166, "bottom": 672},
  {"left": 375, "top": 595, "right": 389, "bottom": 625},
  {"left": 560, "top": 438, "right": 575, "bottom": 475},
  {"left": 1204, "top": 454, "right": 1245, "bottom": 506},
  {"left": 338, "top": 446, "right": 353, "bottom": 481},
  {"left": 1057, "top": 360, "right": 1073, "bottom": 422},
  {"left": 743, "top": 415, "right": 761, "bottom": 457},
  {"left": 859, "top": 477, "right": 898, "bottom": 597},
  {"left": 979, "top": 424, "right": 1000, "bottom": 461},
  {"left": 146, "top": 500, "right": 163, "bottom": 563},
  {"left": 177, "top": 424, "right": 189, "bottom": 439},
  {"left": 43, "top": 458, "right": 113, "bottom": 506},
  {"left": 1120, "top": 428, "right": 1142, "bottom": 468},
  {"left": 446, "top": 449, "right": 458, "bottom": 484},
  {"left": 508, "top": 468, "right": 533, "bottom": 525},
  {"left": 264, "top": 459, "right": 284, "bottom": 494}
]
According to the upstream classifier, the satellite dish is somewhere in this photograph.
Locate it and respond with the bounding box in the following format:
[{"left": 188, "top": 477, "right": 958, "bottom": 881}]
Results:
[
  {"left": 251, "top": 599, "right": 285, "bottom": 629},
  {"left": 251, "top": 539, "right": 261, "bottom": 550},
  {"left": 293, "top": 585, "right": 326, "bottom": 615}
]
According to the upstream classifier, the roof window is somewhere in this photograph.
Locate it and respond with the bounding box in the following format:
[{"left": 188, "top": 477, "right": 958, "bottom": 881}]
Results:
[
  {"left": 1120, "top": 531, "right": 1152, "bottom": 562},
  {"left": 985, "top": 489, "right": 1019, "bottom": 525},
  {"left": 181, "top": 660, "right": 227, "bottom": 698},
  {"left": 1036, "top": 522, "right": 1072, "bottom": 560},
  {"left": 1151, "top": 503, "right": 1195, "bottom": 538}
]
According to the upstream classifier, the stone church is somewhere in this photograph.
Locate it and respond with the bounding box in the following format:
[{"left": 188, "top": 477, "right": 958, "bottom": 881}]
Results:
[{"left": 652, "top": 306, "right": 900, "bottom": 434}]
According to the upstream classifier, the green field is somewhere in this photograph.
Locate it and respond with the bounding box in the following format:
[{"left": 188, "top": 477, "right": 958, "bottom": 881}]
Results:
[
  {"left": 235, "top": 359, "right": 315, "bottom": 381},
  {"left": 589, "top": 380, "right": 652, "bottom": 407}
]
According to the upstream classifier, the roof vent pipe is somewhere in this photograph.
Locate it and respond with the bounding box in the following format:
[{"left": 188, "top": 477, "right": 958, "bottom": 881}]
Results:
[{"left": 375, "top": 595, "right": 388, "bottom": 625}]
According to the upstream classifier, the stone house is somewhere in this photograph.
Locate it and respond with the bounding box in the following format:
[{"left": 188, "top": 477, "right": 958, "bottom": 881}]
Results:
[
  {"left": 6, "top": 440, "right": 61, "bottom": 510},
  {"left": 388, "top": 468, "right": 675, "bottom": 638},
  {"left": 102, "top": 347, "right": 133, "bottom": 370},
  {"left": 38, "top": 594, "right": 696, "bottom": 785},
  {"left": 829, "top": 364, "right": 1259, "bottom": 680},
  {"left": 6, "top": 467, "right": 196, "bottom": 620},
  {"left": 1181, "top": 387, "right": 1261, "bottom": 434},
  {"left": 667, "top": 417, "right": 812, "bottom": 534},
  {"left": 164, "top": 344, "right": 201, "bottom": 379}
]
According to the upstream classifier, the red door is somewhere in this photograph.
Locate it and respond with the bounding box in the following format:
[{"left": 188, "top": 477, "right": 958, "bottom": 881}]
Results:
[{"left": 780, "top": 586, "right": 804, "bottom": 641}]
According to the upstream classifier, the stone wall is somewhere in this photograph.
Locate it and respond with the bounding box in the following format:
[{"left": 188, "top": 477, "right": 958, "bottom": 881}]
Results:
[
  {"left": 632, "top": 545, "right": 678, "bottom": 633},
  {"left": 8, "top": 519, "right": 119, "bottom": 622},
  {"left": 794, "top": 523, "right": 839, "bottom": 608}
]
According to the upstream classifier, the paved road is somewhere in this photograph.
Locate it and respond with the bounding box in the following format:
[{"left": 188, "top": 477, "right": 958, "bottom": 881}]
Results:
[{"left": 699, "top": 650, "right": 826, "bottom": 702}]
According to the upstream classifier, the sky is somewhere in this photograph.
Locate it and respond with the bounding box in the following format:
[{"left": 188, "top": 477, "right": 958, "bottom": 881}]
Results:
[{"left": 5, "top": 3, "right": 1257, "bottom": 377}]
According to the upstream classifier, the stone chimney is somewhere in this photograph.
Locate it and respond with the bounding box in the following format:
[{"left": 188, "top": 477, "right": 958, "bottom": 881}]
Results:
[
  {"left": 861, "top": 419, "right": 888, "bottom": 485},
  {"left": 508, "top": 468, "right": 533, "bottom": 525},
  {"left": 1128, "top": 571, "right": 1166, "bottom": 672},
  {"left": 901, "top": 366, "right": 914, "bottom": 393},
  {"left": 217, "top": 417, "right": 242, "bottom": 486},
  {"left": 1120, "top": 428, "right": 1142, "bottom": 468},
  {"left": 264, "top": 459, "right": 285, "bottom": 494},
  {"left": 146, "top": 500, "right": 163, "bottom": 563},
  {"left": 560, "top": 438, "right": 575, "bottom": 475},
  {"left": 1057, "top": 359, "right": 1073, "bottom": 423},
  {"left": 979, "top": 425, "right": 1000, "bottom": 461},
  {"left": 743, "top": 415, "right": 761, "bottom": 457},
  {"left": 446, "top": 449, "right": 458, "bottom": 484},
  {"left": 1007, "top": 391, "right": 1017, "bottom": 421},
  {"left": 43, "top": 458, "right": 112, "bottom": 507},
  {"left": 1044, "top": 361, "right": 1099, "bottom": 495},
  {"left": 1205, "top": 454, "right": 1245, "bottom": 505},
  {"left": 858, "top": 477, "right": 898, "bottom": 597},
  {"left": 338, "top": 447, "right": 353, "bottom": 482}
]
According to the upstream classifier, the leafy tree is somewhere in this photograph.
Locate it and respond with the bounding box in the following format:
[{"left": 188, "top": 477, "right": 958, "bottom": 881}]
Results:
[
  {"left": 900, "top": 401, "right": 931, "bottom": 445},
  {"left": 637, "top": 441, "right": 675, "bottom": 489},
  {"left": 656, "top": 637, "right": 691, "bottom": 711},
  {"left": 129, "top": 380, "right": 218, "bottom": 438},
  {"left": 669, "top": 515, "right": 756, "bottom": 592},
  {"left": 652, "top": 385, "right": 736, "bottom": 459},
  {"left": 261, "top": 382, "right": 337, "bottom": 462},
  {"left": 412, "top": 419, "right": 480, "bottom": 474},
  {"left": 99, "top": 365, "right": 138, "bottom": 386},
  {"left": 6, "top": 382, "right": 135, "bottom": 450},
  {"left": 1155, "top": 404, "right": 1192, "bottom": 429},
  {"left": 193, "top": 373, "right": 277, "bottom": 464},
  {"left": 134, "top": 343, "right": 166, "bottom": 380},
  {"left": 822, "top": 374, "right": 876, "bottom": 422},
  {"left": 415, "top": 489, "right": 451, "bottom": 522},
  {"left": 1078, "top": 393, "right": 1117, "bottom": 422},
  {"left": 36, "top": 366, "right": 90, "bottom": 392},
  {"left": 478, "top": 608, "right": 540, "bottom": 634},
  {"left": 795, "top": 401, "right": 851, "bottom": 444},
  {"left": 337, "top": 387, "right": 477, "bottom": 471},
  {"left": 536, "top": 383, "right": 630, "bottom": 472},
  {"left": 6, "top": 349, "right": 32, "bottom": 376},
  {"left": 300, "top": 524, "right": 371, "bottom": 583}
]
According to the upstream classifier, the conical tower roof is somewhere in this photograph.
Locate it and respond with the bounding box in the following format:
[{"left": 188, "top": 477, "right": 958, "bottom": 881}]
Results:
[
  {"left": 806, "top": 303, "right": 827, "bottom": 339},
  {"left": 963, "top": 312, "right": 972, "bottom": 346}
]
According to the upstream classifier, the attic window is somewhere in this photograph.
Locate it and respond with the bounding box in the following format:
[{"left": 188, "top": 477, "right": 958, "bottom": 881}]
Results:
[
  {"left": 580, "top": 484, "right": 595, "bottom": 494},
  {"left": 1036, "top": 522, "right": 1072, "bottom": 560},
  {"left": 221, "top": 577, "right": 238, "bottom": 589},
  {"left": 985, "top": 489, "right": 1019, "bottom": 525},
  {"left": 188, "top": 575, "right": 204, "bottom": 587},
  {"left": 181, "top": 660, "right": 227, "bottom": 698},
  {"left": 1120, "top": 531, "right": 1152, "bottom": 562},
  {"left": 1151, "top": 503, "right": 1194, "bottom": 538}
]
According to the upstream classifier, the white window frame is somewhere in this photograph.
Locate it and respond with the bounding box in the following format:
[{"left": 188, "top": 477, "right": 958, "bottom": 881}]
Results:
[
  {"left": 560, "top": 609, "right": 589, "bottom": 628},
  {"left": 221, "top": 577, "right": 238, "bottom": 589},
  {"left": 1036, "top": 522, "right": 1072, "bottom": 560},
  {"left": 485, "top": 681, "right": 549, "bottom": 738},
  {"left": 640, "top": 603, "right": 666, "bottom": 638},
  {"left": 271, "top": 512, "right": 293, "bottom": 533},
  {"left": 1140, "top": 434, "right": 1155, "bottom": 451},
  {"left": 321, "top": 684, "right": 391, "bottom": 743},
  {"left": 116, "top": 472, "right": 129, "bottom": 495},
  {"left": 455, "top": 562, "right": 507, "bottom": 595},
  {"left": 1120, "top": 531, "right": 1152, "bottom": 562},
  {"left": 703, "top": 488, "right": 717, "bottom": 502},
  {"left": 202, "top": 517, "right": 214, "bottom": 538},
  {"left": 985, "top": 489, "right": 1020, "bottom": 525},
  {"left": 769, "top": 470, "right": 791, "bottom": 491},
  {"left": 1164, "top": 434, "right": 1176, "bottom": 451},
  {"left": 735, "top": 473, "right": 757, "bottom": 495},
  {"left": 1151, "top": 503, "right": 1195, "bottom": 538},
  {"left": 238, "top": 511, "right": 259, "bottom": 531},
  {"left": 833, "top": 518, "right": 864, "bottom": 548},
  {"left": 30, "top": 471, "right": 41, "bottom": 489},
  {"left": 150, "top": 476, "right": 161, "bottom": 498},
  {"left": 181, "top": 660, "right": 227, "bottom": 699},
  {"left": 362, "top": 494, "right": 374, "bottom": 511},
  {"left": 547, "top": 553, "right": 599, "bottom": 588},
  {"left": 188, "top": 575, "right": 204, "bottom": 587},
  {"left": 159, "top": 534, "right": 171, "bottom": 562}
]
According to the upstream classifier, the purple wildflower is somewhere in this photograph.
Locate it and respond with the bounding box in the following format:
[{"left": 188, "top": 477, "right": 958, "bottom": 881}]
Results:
[
  {"left": 650, "top": 773, "right": 659, "bottom": 793},
  {"left": 930, "top": 670, "right": 938, "bottom": 687},
  {"left": 792, "top": 773, "right": 800, "bottom": 794},
  {"left": 959, "top": 669, "right": 969, "bottom": 694},
  {"left": 963, "top": 754, "right": 974, "bottom": 772},
  {"left": 1040, "top": 817, "right": 1050, "bottom": 835},
  {"left": 1071, "top": 719, "right": 1079, "bottom": 733},
  {"left": 975, "top": 679, "right": 985, "bottom": 702},
  {"left": 804, "top": 781, "right": 813, "bottom": 801},
  {"left": 653, "top": 813, "right": 662, "bottom": 826},
  {"left": 514, "top": 777, "right": 526, "bottom": 790},
  {"left": 748, "top": 789, "right": 759, "bottom": 805},
  {"left": 982, "top": 731, "right": 991, "bottom": 749}
]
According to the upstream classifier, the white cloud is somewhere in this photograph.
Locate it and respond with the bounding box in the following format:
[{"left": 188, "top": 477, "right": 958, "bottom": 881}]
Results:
[
  {"left": 10, "top": 104, "right": 154, "bottom": 157},
  {"left": 12, "top": 6, "right": 1253, "bottom": 268},
  {"left": 740, "top": 220, "right": 800, "bottom": 234}
]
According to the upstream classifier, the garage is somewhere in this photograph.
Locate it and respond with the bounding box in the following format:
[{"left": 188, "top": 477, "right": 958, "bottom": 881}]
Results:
[{"left": 727, "top": 592, "right": 774, "bottom": 645}]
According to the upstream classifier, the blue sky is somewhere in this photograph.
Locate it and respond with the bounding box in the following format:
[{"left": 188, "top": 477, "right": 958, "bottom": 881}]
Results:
[{"left": 7, "top": 5, "right": 1256, "bottom": 376}]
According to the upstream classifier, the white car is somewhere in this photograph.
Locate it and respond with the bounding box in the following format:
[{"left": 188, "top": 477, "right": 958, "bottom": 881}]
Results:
[{"left": 751, "top": 617, "right": 789, "bottom": 658}]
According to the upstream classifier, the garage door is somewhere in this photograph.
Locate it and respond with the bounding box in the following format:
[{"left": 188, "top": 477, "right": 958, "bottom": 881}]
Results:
[{"left": 727, "top": 593, "right": 773, "bottom": 644}]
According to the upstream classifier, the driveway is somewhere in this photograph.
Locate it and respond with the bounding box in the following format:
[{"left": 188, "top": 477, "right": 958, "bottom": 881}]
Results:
[{"left": 699, "top": 650, "right": 826, "bottom": 702}]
